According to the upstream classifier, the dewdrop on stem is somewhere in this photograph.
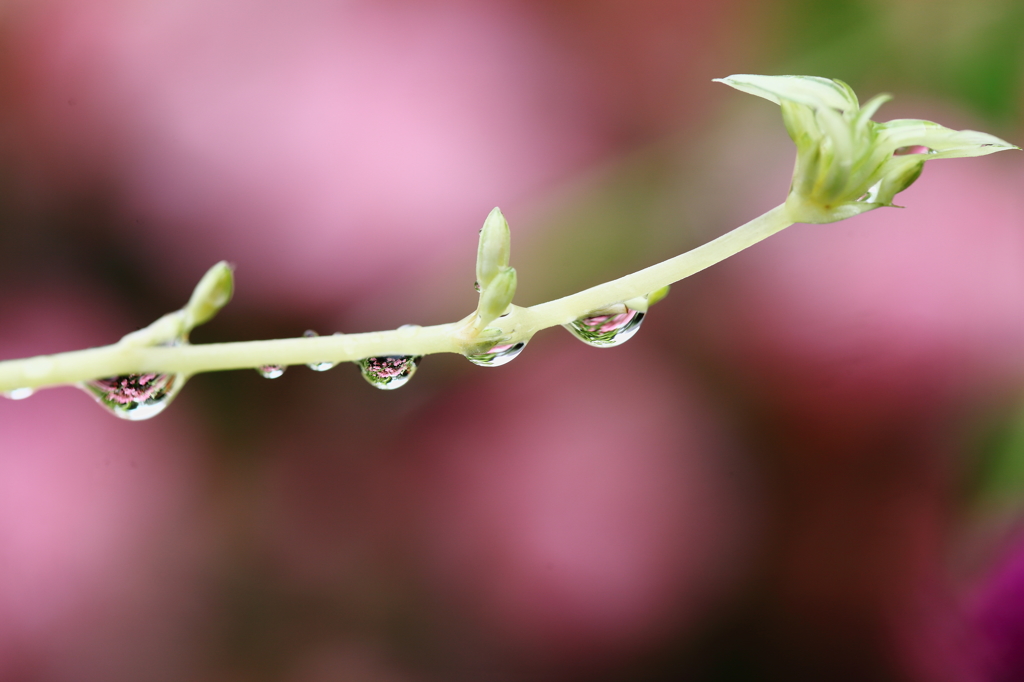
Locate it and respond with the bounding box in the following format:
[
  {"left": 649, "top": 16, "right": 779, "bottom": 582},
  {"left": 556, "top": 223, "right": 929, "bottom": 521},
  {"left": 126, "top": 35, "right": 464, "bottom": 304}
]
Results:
[
  {"left": 80, "top": 262, "right": 235, "bottom": 419},
  {"left": 303, "top": 330, "right": 336, "bottom": 372},
  {"left": 358, "top": 355, "right": 421, "bottom": 389},
  {"left": 81, "top": 372, "right": 185, "bottom": 421},
  {"left": 564, "top": 285, "right": 670, "bottom": 348}
]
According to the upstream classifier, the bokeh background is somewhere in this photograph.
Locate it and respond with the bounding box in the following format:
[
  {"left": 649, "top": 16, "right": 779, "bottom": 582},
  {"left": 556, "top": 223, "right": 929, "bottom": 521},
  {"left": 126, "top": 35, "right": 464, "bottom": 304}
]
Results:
[{"left": 1, "top": 1, "right": 1023, "bottom": 680}]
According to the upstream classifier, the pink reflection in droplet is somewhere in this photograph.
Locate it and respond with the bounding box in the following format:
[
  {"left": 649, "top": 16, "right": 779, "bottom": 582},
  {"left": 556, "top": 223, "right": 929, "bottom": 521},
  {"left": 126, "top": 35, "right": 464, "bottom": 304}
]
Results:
[{"left": 581, "top": 309, "right": 640, "bottom": 334}]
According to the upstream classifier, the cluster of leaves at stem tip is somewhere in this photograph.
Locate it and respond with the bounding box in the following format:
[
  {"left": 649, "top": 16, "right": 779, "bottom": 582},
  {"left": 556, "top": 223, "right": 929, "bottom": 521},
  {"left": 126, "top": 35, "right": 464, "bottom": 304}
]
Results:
[{"left": 0, "top": 74, "right": 1017, "bottom": 419}]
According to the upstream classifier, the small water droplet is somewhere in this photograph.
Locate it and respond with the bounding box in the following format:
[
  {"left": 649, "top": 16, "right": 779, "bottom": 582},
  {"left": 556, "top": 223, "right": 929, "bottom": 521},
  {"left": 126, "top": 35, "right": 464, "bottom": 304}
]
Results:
[
  {"left": 565, "top": 307, "right": 645, "bottom": 348},
  {"left": 257, "top": 365, "right": 285, "bottom": 379},
  {"left": 358, "top": 355, "right": 420, "bottom": 390},
  {"left": 306, "top": 359, "right": 334, "bottom": 372},
  {"left": 3, "top": 387, "right": 35, "bottom": 400},
  {"left": 474, "top": 280, "right": 481, "bottom": 292},
  {"left": 80, "top": 373, "right": 184, "bottom": 421},
  {"left": 466, "top": 341, "right": 527, "bottom": 367},
  {"left": 303, "top": 330, "right": 335, "bottom": 372},
  {"left": 308, "top": 361, "right": 334, "bottom": 372},
  {"left": 860, "top": 178, "right": 884, "bottom": 203}
]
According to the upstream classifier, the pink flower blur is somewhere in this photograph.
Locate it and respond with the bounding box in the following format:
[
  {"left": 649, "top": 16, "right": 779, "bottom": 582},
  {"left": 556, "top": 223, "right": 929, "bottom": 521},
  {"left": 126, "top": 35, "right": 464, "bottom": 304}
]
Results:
[
  {"left": 675, "top": 106, "right": 1024, "bottom": 680},
  {"left": 0, "top": 286, "right": 211, "bottom": 681},
  {"left": 9, "top": 0, "right": 603, "bottom": 310},
  {"left": 688, "top": 137, "right": 1024, "bottom": 421},
  {"left": 409, "top": 340, "right": 746, "bottom": 662}
]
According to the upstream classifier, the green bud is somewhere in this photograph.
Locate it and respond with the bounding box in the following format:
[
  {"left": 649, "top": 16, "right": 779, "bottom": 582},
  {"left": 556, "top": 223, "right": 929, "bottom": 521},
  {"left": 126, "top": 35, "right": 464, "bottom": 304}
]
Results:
[
  {"left": 476, "top": 267, "right": 517, "bottom": 326},
  {"left": 476, "top": 207, "right": 511, "bottom": 290},
  {"left": 184, "top": 261, "right": 234, "bottom": 330}
]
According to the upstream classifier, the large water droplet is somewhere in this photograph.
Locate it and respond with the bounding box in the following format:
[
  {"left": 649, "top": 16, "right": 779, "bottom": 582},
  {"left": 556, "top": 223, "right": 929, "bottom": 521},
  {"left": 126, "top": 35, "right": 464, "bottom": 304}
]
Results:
[
  {"left": 358, "top": 355, "right": 420, "bottom": 390},
  {"left": 257, "top": 365, "right": 285, "bottom": 379},
  {"left": 81, "top": 373, "right": 184, "bottom": 421},
  {"left": 565, "top": 307, "right": 645, "bottom": 348},
  {"left": 303, "top": 330, "right": 335, "bottom": 372},
  {"left": 466, "top": 341, "right": 527, "bottom": 367},
  {"left": 3, "top": 387, "right": 34, "bottom": 400}
]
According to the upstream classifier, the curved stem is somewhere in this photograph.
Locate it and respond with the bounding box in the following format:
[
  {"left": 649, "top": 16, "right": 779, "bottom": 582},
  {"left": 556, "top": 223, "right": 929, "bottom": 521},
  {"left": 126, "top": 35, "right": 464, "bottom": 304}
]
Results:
[
  {"left": 516, "top": 203, "right": 791, "bottom": 335},
  {"left": 0, "top": 204, "right": 793, "bottom": 393}
]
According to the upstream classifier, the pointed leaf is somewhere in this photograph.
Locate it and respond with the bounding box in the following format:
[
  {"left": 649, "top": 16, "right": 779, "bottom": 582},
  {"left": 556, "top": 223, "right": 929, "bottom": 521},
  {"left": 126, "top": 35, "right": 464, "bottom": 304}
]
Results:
[
  {"left": 854, "top": 94, "right": 892, "bottom": 131},
  {"left": 714, "top": 74, "right": 859, "bottom": 111},
  {"left": 877, "top": 119, "right": 1018, "bottom": 158}
]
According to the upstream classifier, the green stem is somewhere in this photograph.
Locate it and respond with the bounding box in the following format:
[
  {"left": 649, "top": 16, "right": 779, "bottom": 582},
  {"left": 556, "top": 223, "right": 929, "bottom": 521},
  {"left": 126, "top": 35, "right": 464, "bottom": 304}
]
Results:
[{"left": 0, "top": 204, "right": 793, "bottom": 393}]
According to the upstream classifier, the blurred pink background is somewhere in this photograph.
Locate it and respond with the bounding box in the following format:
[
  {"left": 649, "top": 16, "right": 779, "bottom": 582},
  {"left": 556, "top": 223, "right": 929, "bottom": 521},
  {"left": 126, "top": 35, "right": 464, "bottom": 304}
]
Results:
[{"left": 1, "top": 1, "right": 1023, "bottom": 680}]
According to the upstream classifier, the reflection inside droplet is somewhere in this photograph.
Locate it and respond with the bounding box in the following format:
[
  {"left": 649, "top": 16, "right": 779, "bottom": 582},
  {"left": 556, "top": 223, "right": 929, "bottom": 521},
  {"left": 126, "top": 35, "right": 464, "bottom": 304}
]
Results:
[
  {"left": 466, "top": 341, "right": 526, "bottom": 367},
  {"left": 358, "top": 355, "right": 420, "bottom": 390},
  {"left": 80, "top": 372, "right": 184, "bottom": 421},
  {"left": 565, "top": 306, "right": 645, "bottom": 348},
  {"left": 257, "top": 365, "right": 285, "bottom": 379}
]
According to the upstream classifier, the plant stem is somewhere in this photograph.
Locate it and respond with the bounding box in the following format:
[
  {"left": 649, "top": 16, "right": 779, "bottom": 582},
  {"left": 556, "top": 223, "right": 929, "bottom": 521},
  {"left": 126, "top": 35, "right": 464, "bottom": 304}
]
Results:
[{"left": 0, "top": 204, "right": 793, "bottom": 393}]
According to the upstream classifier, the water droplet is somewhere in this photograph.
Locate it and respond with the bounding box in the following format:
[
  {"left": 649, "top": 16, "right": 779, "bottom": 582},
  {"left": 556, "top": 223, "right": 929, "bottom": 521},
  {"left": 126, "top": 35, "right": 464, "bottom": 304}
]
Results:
[
  {"left": 80, "top": 373, "right": 184, "bottom": 421},
  {"left": 257, "top": 365, "right": 285, "bottom": 379},
  {"left": 474, "top": 280, "right": 481, "bottom": 292},
  {"left": 565, "top": 306, "right": 645, "bottom": 348},
  {"left": 860, "top": 178, "right": 884, "bottom": 203},
  {"left": 306, "top": 359, "right": 334, "bottom": 372},
  {"left": 3, "top": 387, "right": 35, "bottom": 400},
  {"left": 358, "top": 355, "right": 420, "bottom": 390},
  {"left": 466, "top": 341, "right": 527, "bottom": 367},
  {"left": 303, "top": 330, "right": 335, "bottom": 372}
]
